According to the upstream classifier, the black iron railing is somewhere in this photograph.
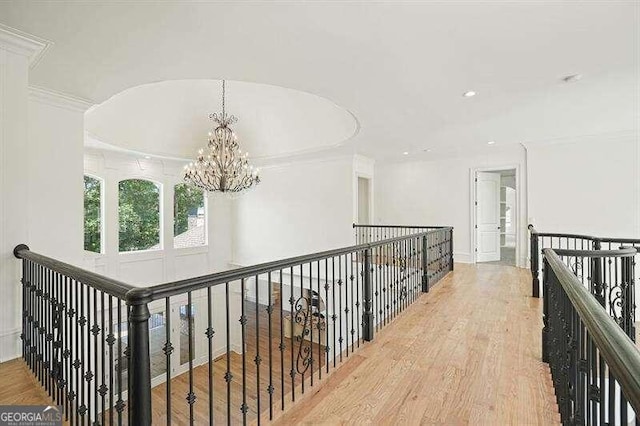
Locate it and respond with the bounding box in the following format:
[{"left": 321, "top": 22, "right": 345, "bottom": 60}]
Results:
[
  {"left": 528, "top": 224, "right": 640, "bottom": 298},
  {"left": 353, "top": 224, "right": 454, "bottom": 278},
  {"left": 543, "top": 248, "right": 640, "bottom": 425},
  {"left": 14, "top": 225, "right": 454, "bottom": 425},
  {"left": 13, "top": 244, "right": 135, "bottom": 426}
]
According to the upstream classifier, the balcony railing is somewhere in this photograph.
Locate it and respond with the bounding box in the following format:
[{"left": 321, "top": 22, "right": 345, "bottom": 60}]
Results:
[
  {"left": 542, "top": 248, "right": 640, "bottom": 425},
  {"left": 528, "top": 224, "right": 640, "bottom": 299},
  {"left": 13, "top": 225, "right": 453, "bottom": 425}
]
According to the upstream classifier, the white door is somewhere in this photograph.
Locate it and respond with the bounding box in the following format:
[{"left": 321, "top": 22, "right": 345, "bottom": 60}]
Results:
[{"left": 476, "top": 172, "right": 501, "bottom": 262}]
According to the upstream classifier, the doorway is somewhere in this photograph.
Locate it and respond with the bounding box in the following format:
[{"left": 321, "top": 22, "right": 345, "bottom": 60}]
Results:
[
  {"left": 357, "top": 177, "right": 371, "bottom": 225},
  {"left": 474, "top": 168, "right": 517, "bottom": 266}
]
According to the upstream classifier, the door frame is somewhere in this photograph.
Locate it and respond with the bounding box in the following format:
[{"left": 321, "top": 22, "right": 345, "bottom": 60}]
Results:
[
  {"left": 470, "top": 164, "right": 521, "bottom": 266},
  {"left": 354, "top": 172, "right": 374, "bottom": 225}
]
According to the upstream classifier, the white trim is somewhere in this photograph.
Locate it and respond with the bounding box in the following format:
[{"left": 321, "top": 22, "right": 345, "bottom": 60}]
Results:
[
  {"left": 29, "top": 85, "right": 94, "bottom": 112},
  {"left": 453, "top": 252, "right": 472, "bottom": 263},
  {"left": 0, "top": 23, "right": 51, "bottom": 67},
  {"left": 470, "top": 164, "right": 523, "bottom": 267}
]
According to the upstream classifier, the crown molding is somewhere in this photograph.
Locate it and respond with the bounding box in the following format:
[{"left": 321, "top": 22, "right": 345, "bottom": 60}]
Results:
[
  {"left": 29, "top": 86, "right": 94, "bottom": 112},
  {"left": 521, "top": 129, "right": 638, "bottom": 149},
  {"left": 0, "top": 23, "right": 51, "bottom": 68}
]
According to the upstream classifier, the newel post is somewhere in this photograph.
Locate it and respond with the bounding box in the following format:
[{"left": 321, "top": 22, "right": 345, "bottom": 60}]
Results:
[
  {"left": 530, "top": 228, "right": 540, "bottom": 298},
  {"left": 422, "top": 235, "right": 429, "bottom": 292},
  {"left": 126, "top": 288, "right": 153, "bottom": 426},
  {"left": 362, "top": 248, "right": 374, "bottom": 341}
]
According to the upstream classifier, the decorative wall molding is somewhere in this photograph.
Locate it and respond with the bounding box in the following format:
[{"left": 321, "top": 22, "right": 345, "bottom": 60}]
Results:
[
  {"left": 29, "top": 85, "right": 94, "bottom": 113},
  {"left": 0, "top": 23, "right": 51, "bottom": 68}
]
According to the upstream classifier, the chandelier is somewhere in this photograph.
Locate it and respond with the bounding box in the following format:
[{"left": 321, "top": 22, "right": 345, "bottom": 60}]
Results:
[{"left": 184, "top": 80, "right": 260, "bottom": 193}]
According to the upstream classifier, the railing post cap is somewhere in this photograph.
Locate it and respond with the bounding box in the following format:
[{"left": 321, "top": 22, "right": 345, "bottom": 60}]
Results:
[
  {"left": 13, "top": 244, "right": 29, "bottom": 259},
  {"left": 125, "top": 287, "right": 153, "bottom": 305}
]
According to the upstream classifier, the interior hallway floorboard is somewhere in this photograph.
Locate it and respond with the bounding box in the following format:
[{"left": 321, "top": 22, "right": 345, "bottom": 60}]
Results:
[{"left": 274, "top": 263, "right": 560, "bottom": 425}]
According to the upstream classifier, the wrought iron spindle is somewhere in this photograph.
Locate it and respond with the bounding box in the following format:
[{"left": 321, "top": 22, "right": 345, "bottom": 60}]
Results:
[
  {"left": 267, "top": 271, "right": 274, "bottom": 420},
  {"left": 289, "top": 266, "right": 296, "bottom": 403},
  {"left": 255, "top": 274, "right": 261, "bottom": 424},
  {"left": 165, "top": 296, "right": 172, "bottom": 425},
  {"left": 278, "top": 271, "right": 285, "bottom": 412},
  {"left": 207, "top": 287, "right": 214, "bottom": 426},
  {"left": 240, "top": 278, "right": 248, "bottom": 423},
  {"left": 225, "top": 282, "right": 231, "bottom": 424}
]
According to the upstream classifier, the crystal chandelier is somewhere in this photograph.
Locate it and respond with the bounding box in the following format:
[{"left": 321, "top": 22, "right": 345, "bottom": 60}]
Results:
[{"left": 184, "top": 80, "right": 260, "bottom": 193}]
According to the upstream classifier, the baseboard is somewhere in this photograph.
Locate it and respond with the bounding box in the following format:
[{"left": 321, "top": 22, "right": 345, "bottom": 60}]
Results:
[{"left": 453, "top": 252, "right": 472, "bottom": 263}]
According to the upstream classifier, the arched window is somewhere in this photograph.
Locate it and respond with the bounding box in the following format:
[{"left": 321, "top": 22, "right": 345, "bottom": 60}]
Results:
[
  {"left": 119, "top": 179, "right": 161, "bottom": 252},
  {"left": 173, "top": 183, "right": 206, "bottom": 248},
  {"left": 84, "top": 175, "right": 102, "bottom": 253}
]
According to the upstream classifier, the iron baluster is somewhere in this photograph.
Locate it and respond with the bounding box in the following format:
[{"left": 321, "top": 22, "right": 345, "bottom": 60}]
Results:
[
  {"left": 165, "top": 296, "right": 173, "bottom": 425},
  {"left": 267, "top": 271, "right": 274, "bottom": 419},
  {"left": 255, "top": 274, "right": 261, "bottom": 424},
  {"left": 363, "top": 248, "right": 374, "bottom": 341},
  {"left": 207, "top": 286, "right": 214, "bottom": 426},
  {"left": 240, "top": 279, "right": 248, "bottom": 424}
]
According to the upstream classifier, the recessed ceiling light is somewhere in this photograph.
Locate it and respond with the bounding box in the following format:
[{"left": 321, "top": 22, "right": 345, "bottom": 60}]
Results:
[
  {"left": 144, "top": 155, "right": 151, "bottom": 159},
  {"left": 463, "top": 91, "right": 476, "bottom": 97},
  {"left": 487, "top": 141, "right": 495, "bottom": 145},
  {"left": 562, "top": 74, "right": 582, "bottom": 83},
  {"left": 403, "top": 151, "right": 409, "bottom": 155}
]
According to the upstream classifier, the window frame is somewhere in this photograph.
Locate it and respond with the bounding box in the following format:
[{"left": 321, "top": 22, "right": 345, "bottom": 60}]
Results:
[
  {"left": 172, "top": 183, "right": 208, "bottom": 250},
  {"left": 117, "top": 177, "right": 164, "bottom": 254}
]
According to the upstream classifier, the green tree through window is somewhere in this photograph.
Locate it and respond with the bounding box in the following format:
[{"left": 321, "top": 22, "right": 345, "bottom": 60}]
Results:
[
  {"left": 174, "top": 183, "right": 205, "bottom": 248},
  {"left": 84, "top": 175, "right": 101, "bottom": 253},
  {"left": 119, "top": 179, "right": 160, "bottom": 252}
]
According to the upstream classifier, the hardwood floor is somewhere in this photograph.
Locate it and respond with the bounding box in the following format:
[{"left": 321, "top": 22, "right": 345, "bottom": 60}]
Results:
[
  {"left": 274, "top": 263, "right": 560, "bottom": 425},
  {"left": 0, "top": 358, "right": 53, "bottom": 406},
  {"left": 0, "top": 263, "right": 559, "bottom": 425}
]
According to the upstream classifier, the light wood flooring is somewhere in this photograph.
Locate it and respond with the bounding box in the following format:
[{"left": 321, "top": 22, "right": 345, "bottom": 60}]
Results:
[
  {"left": 274, "top": 263, "right": 560, "bottom": 425},
  {"left": 0, "top": 263, "right": 559, "bottom": 425}
]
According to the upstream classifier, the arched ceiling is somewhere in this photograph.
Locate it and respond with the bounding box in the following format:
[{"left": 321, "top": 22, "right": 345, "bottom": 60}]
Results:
[
  {"left": 0, "top": 1, "right": 637, "bottom": 162},
  {"left": 85, "top": 80, "right": 358, "bottom": 160}
]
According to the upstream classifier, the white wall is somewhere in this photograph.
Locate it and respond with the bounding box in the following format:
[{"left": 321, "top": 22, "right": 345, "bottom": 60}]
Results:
[
  {"left": 232, "top": 156, "right": 355, "bottom": 265},
  {"left": 375, "top": 145, "right": 528, "bottom": 265},
  {"left": 28, "top": 92, "right": 85, "bottom": 264},
  {"left": 527, "top": 132, "right": 640, "bottom": 238}
]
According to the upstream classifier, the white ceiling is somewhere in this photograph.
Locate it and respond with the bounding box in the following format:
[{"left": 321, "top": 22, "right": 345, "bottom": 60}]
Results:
[
  {"left": 85, "top": 80, "right": 358, "bottom": 160},
  {"left": 0, "top": 1, "right": 638, "bottom": 162}
]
